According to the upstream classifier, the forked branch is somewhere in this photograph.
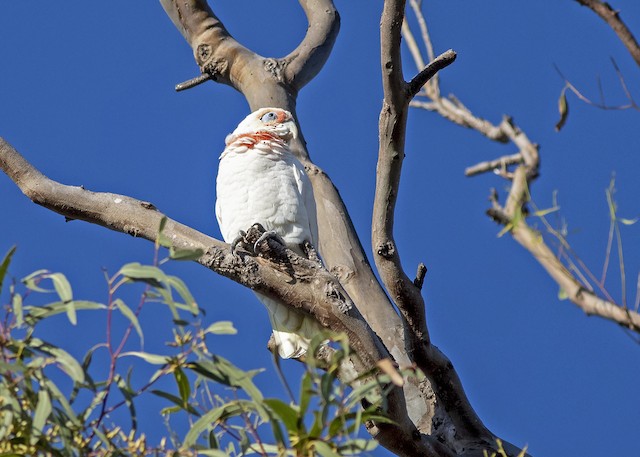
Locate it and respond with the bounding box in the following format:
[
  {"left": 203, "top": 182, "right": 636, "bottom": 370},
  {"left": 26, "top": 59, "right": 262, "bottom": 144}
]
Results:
[
  {"left": 0, "top": 138, "right": 386, "bottom": 370},
  {"left": 405, "top": 2, "right": 640, "bottom": 335}
]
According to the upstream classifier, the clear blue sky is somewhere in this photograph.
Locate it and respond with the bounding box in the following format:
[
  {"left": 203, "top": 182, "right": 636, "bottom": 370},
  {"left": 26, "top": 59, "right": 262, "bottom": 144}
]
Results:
[{"left": 2, "top": 2, "right": 640, "bottom": 456}]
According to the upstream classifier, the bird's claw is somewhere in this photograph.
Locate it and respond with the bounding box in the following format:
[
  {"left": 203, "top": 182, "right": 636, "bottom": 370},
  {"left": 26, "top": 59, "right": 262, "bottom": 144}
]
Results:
[
  {"left": 230, "top": 230, "right": 247, "bottom": 256},
  {"left": 254, "top": 230, "right": 286, "bottom": 253}
]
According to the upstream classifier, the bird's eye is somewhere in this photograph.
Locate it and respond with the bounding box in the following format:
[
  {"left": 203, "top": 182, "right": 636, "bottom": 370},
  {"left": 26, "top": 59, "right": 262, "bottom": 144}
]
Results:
[{"left": 260, "top": 111, "right": 279, "bottom": 123}]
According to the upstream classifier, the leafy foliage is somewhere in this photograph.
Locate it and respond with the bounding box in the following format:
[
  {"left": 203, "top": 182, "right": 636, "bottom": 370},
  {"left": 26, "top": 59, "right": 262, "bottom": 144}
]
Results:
[{"left": 0, "top": 244, "right": 399, "bottom": 456}]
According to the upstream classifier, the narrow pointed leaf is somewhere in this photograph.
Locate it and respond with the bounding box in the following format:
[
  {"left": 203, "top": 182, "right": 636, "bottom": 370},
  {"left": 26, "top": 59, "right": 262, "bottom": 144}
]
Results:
[
  {"left": 174, "top": 367, "right": 191, "bottom": 403},
  {"left": 169, "top": 246, "right": 204, "bottom": 261},
  {"left": 120, "top": 351, "right": 169, "bottom": 365},
  {"left": 619, "top": 217, "right": 638, "bottom": 226},
  {"left": 166, "top": 275, "right": 198, "bottom": 314},
  {"left": 12, "top": 293, "right": 23, "bottom": 326},
  {"left": 555, "top": 86, "right": 569, "bottom": 132},
  {"left": 264, "top": 398, "right": 299, "bottom": 434},
  {"left": 204, "top": 321, "right": 237, "bottom": 335},
  {"left": 0, "top": 245, "right": 16, "bottom": 293},
  {"left": 31, "top": 389, "right": 52, "bottom": 445},
  {"left": 313, "top": 441, "right": 341, "bottom": 457},
  {"left": 119, "top": 263, "right": 166, "bottom": 286},
  {"left": 114, "top": 299, "right": 144, "bottom": 344}
]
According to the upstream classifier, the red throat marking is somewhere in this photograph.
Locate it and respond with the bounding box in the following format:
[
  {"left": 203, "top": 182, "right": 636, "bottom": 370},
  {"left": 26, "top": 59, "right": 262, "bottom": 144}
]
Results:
[{"left": 234, "top": 131, "right": 282, "bottom": 149}]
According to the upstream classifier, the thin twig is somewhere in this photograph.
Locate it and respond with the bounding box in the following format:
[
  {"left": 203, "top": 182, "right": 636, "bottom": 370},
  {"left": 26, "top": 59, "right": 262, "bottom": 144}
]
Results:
[{"left": 175, "top": 73, "right": 212, "bottom": 92}]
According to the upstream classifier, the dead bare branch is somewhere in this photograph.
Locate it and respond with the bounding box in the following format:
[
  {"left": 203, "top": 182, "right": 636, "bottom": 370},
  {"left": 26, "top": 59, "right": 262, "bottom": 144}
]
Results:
[
  {"left": 402, "top": 0, "right": 640, "bottom": 336},
  {"left": 574, "top": 0, "right": 640, "bottom": 68}
]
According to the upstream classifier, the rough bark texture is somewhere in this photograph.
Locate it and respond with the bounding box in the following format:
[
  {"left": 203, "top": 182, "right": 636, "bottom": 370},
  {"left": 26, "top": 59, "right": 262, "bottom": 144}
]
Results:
[{"left": 0, "top": 1, "right": 535, "bottom": 456}]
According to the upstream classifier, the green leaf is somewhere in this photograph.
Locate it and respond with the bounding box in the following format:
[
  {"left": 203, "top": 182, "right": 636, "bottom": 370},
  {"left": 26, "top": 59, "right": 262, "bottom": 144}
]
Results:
[
  {"left": 558, "top": 288, "right": 569, "bottom": 301},
  {"left": 313, "top": 440, "right": 341, "bottom": 457},
  {"left": 197, "top": 451, "right": 229, "bottom": 457},
  {"left": 169, "top": 246, "right": 204, "bottom": 261},
  {"left": 555, "top": 86, "right": 569, "bottom": 132},
  {"left": 120, "top": 351, "right": 169, "bottom": 365},
  {"left": 38, "top": 341, "right": 85, "bottom": 384},
  {"left": 209, "top": 430, "right": 219, "bottom": 449},
  {"left": 45, "top": 272, "right": 73, "bottom": 302},
  {"left": 151, "top": 389, "right": 199, "bottom": 416},
  {"left": 619, "top": 217, "right": 638, "bottom": 226},
  {"left": 31, "top": 389, "right": 52, "bottom": 445},
  {"left": 189, "top": 356, "right": 264, "bottom": 402},
  {"left": 166, "top": 275, "right": 198, "bottom": 315},
  {"left": 24, "top": 300, "right": 105, "bottom": 324},
  {"left": 119, "top": 262, "right": 166, "bottom": 286},
  {"left": 41, "top": 378, "right": 80, "bottom": 427},
  {"left": 21, "top": 269, "right": 52, "bottom": 292},
  {"left": 299, "top": 371, "right": 314, "bottom": 417},
  {"left": 157, "top": 217, "right": 172, "bottom": 248},
  {"left": 0, "top": 245, "right": 16, "bottom": 293},
  {"left": 160, "top": 405, "right": 181, "bottom": 415},
  {"left": 182, "top": 401, "right": 248, "bottom": 449},
  {"left": 174, "top": 366, "right": 191, "bottom": 404},
  {"left": 12, "top": 293, "right": 23, "bottom": 327},
  {"left": 264, "top": 398, "right": 300, "bottom": 434},
  {"left": 532, "top": 206, "right": 560, "bottom": 218},
  {"left": 496, "top": 222, "right": 513, "bottom": 238},
  {"left": 114, "top": 299, "right": 144, "bottom": 344},
  {"left": 116, "top": 374, "right": 137, "bottom": 430},
  {"left": 338, "top": 438, "right": 378, "bottom": 455},
  {"left": 204, "top": 321, "right": 237, "bottom": 335}
]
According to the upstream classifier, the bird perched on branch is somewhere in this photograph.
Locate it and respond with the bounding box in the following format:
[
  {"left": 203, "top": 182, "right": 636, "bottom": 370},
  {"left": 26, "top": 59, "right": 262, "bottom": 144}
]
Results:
[{"left": 215, "top": 107, "right": 320, "bottom": 358}]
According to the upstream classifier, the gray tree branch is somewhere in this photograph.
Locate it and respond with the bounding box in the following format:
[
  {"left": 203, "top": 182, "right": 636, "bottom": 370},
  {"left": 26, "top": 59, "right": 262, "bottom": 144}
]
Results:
[
  {"left": 0, "top": 2, "right": 536, "bottom": 455},
  {"left": 574, "top": 0, "right": 640, "bottom": 68},
  {"left": 404, "top": 2, "right": 640, "bottom": 337},
  {"left": 373, "top": 2, "right": 525, "bottom": 456},
  {"left": 0, "top": 138, "right": 387, "bottom": 370},
  {"left": 159, "top": 1, "right": 408, "bottom": 364}
]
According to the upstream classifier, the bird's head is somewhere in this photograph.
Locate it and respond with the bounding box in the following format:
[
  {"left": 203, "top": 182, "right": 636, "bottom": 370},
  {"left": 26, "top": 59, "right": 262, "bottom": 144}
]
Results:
[{"left": 225, "top": 108, "right": 298, "bottom": 146}]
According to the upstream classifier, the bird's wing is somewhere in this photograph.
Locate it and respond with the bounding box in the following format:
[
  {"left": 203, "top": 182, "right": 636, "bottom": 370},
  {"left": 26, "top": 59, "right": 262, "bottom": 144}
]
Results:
[
  {"left": 214, "top": 196, "right": 223, "bottom": 234},
  {"left": 292, "top": 161, "right": 319, "bottom": 247}
]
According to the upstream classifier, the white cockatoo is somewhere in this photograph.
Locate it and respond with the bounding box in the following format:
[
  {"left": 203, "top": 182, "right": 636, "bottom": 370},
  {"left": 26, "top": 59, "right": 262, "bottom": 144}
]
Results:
[{"left": 215, "top": 107, "right": 321, "bottom": 358}]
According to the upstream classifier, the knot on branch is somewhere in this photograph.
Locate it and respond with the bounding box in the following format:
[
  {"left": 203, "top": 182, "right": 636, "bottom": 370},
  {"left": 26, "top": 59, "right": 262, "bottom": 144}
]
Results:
[
  {"left": 324, "top": 282, "right": 351, "bottom": 314},
  {"left": 202, "top": 57, "right": 228, "bottom": 81},
  {"left": 196, "top": 43, "right": 212, "bottom": 63},
  {"left": 263, "top": 58, "right": 286, "bottom": 82},
  {"left": 376, "top": 241, "right": 396, "bottom": 259}
]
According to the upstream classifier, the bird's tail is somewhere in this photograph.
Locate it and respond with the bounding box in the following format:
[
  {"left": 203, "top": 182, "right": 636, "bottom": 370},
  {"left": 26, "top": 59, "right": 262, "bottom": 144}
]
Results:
[{"left": 256, "top": 292, "right": 321, "bottom": 359}]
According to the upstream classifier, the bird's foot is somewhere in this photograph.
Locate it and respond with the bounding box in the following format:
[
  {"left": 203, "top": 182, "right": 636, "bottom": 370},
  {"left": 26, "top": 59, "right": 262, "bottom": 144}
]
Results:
[
  {"left": 302, "top": 240, "right": 322, "bottom": 265},
  {"left": 230, "top": 230, "right": 247, "bottom": 256},
  {"left": 254, "top": 230, "right": 286, "bottom": 253}
]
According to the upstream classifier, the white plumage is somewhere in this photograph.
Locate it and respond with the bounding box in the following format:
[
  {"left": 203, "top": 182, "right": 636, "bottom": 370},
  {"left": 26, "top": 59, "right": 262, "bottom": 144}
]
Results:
[{"left": 215, "top": 108, "right": 320, "bottom": 358}]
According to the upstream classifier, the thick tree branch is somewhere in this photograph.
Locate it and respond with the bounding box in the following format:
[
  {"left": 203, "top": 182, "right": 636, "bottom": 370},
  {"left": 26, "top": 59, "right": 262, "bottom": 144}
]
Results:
[
  {"left": 376, "top": 0, "right": 456, "bottom": 347},
  {"left": 373, "top": 2, "right": 514, "bottom": 455},
  {"left": 0, "top": 137, "right": 388, "bottom": 369},
  {"left": 574, "top": 0, "right": 640, "bottom": 68},
  {"left": 283, "top": 0, "right": 340, "bottom": 92},
  {"left": 158, "top": 1, "right": 416, "bottom": 389}
]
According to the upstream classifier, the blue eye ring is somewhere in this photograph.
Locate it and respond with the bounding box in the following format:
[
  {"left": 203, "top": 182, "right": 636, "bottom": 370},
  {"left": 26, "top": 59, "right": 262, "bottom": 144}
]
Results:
[{"left": 260, "top": 111, "right": 279, "bottom": 123}]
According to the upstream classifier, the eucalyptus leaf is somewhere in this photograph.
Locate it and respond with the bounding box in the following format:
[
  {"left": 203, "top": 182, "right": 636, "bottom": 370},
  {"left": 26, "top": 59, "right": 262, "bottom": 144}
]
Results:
[
  {"left": 0, "top": 245, "right": 16, "bottom": 293},
  {"left": 31, "top": 389, "right": 52, "bottom": 445},
  {"left": 204, "top": 321, "right": 237, "bottom": 335},
  {"left": 114, "top": 299, "right": 144, "bottom": 344}
]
